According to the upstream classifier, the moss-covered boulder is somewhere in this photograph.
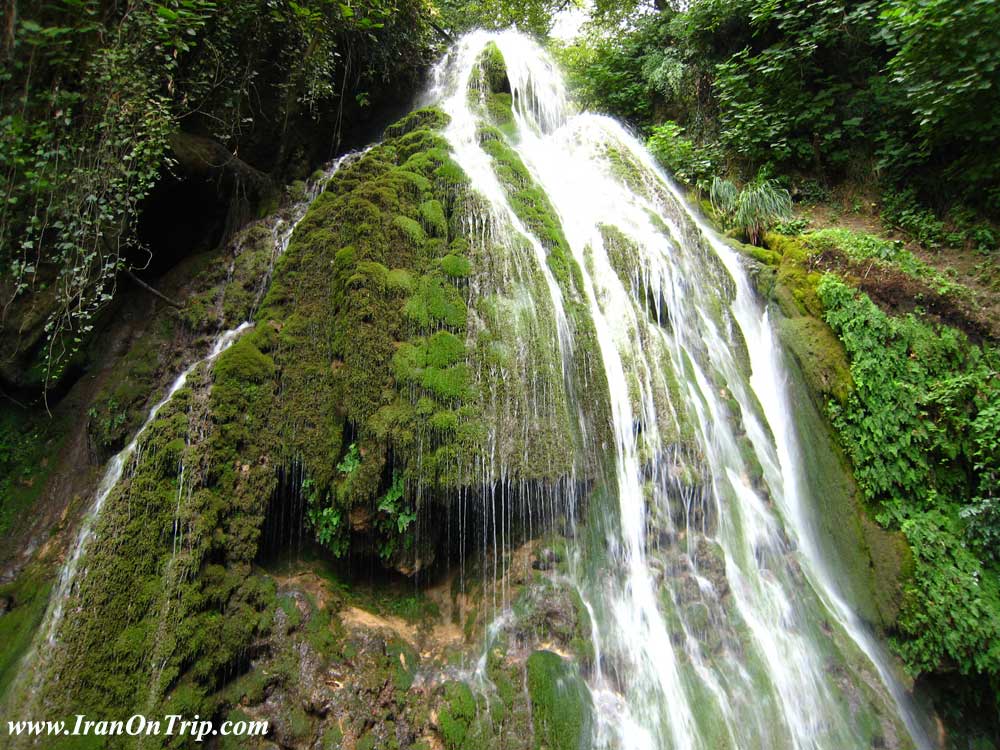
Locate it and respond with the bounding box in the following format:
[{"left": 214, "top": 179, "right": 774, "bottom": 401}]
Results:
[
  {"left": 526, "top": 650, "right": 592, "bottom": 750},
  {"left": 469, "top": 43, "right": 516, "bottom": 135}
]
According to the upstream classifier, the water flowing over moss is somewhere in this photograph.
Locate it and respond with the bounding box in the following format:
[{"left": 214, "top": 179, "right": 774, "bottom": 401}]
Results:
[
  {"left": 526, "top": 650, "right": 592, "bottom": 750},
  {"left": 20, "top": 100, "right": 618, "bottom": 729},
  {"left": 7, "top": 28, "right": 961, "bottom": 750}
]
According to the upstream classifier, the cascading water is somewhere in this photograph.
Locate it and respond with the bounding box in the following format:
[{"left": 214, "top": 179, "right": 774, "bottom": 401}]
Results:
[
  {"left": 9, "top": 27, "right": 938, "bottom": 750},
  {"left": 429, "top": 30, "right": 932, "bottom": 750}
]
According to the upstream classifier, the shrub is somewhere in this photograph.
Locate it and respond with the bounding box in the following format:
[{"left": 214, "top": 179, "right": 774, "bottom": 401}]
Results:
[
  {"left": 711, "top": 177, "right": 792, "bottom": 246},
  {"left": 647, "top": 121, "right": 717, "bottom": 189}
]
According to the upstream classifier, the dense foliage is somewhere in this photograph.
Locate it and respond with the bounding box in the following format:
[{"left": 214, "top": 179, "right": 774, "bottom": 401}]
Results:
[
  {"left": 0, "top": 0, "right": 434, "bottom": 391},
  {"left": 817, "top": 274, "right": 1000, "bottom": 720},
  {"left": 556, "top": 0, "right": 1000, "bottom": 226},
  {"left": 435, "top": 0, "right": 567, "bottom": 35}
]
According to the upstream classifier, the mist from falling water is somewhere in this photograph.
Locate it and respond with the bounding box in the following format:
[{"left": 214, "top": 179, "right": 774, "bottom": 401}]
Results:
[{"left": 428, "top": 29, "right": 933, "bottom": 750}]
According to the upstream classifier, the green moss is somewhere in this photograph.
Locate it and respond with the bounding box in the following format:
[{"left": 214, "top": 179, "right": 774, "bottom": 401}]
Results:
[
  {"left": 213, "top": 337, "right": 275, "bottom": 386},
  {"left": 777, "top": 316, "right": 853, "bottom": 405},
  {"left": 440, "top": 253, "right": 472, "bottom": 278},
  {"left": 470, "top": 42, "right": 510, "bottom": 96},
  {"left": 861, "top": 515, "right": 914, "bottom": 626},
  {"left": 221, "top": 222, "right": 280, "bottom": 325},
  {"left": 38, "top": 383, "right": 280, "bottom": 718},
  {"left": 244, "top": 113, "right": 491, "bottom": 559},
  {"left": 600, "top": 223, "right": 641, "bottom": 286},
  {"left": 387, "top": 268, "right": 416, "bottom": 293},
  {"left": 404, "top": 275, "right": 468, "bottom": 328},
  {"left": 383, "top": 106, "right": 451, "bottom": 140},
  {"left": 422, "top": 363, "right": 470, "bottom": 401},
  {"left": 419, "top": 199, "right": 447, "bottom": 237},
  {"left": 86, "top": 316, "right": 176, "bottom": 455},
  {"left": 486, "top": 93, "right": 515, "bottom": 135},
  {"left": 430, "top": 409, "right": 459, "bottom": 432},
  {"left": 480, "top": 135, "right": 532, "bottom": 191},
  {"left": 426, "top": 331, "right": 466, "bottom": 367},
  {"left": 433, "top": 158, "right": 470, "bottom": 190},
  {"left": 0, "top": 568, "right": 53, "bottom": 702},
  {"left": 525, "top": 650, "right": 591, "bottom": 750},
  {"left": 393, "top": 214, "right": 426, "bottom": 246},
  {"left": 439, "top": 681, "right": 478, "bottom": 750},
  {"left": 764, "top": 232, "right": 824, "bottom": 319},
  {"left": 603, "top": 143, "right": 648, "bottom": 195},
  {"left": 387, "top": 637, "right": 419, "bottom": 691}
]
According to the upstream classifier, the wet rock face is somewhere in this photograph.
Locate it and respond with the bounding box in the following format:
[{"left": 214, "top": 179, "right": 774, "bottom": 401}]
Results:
[
  {"left": 218, "top": 535, "right": 592, "bottom": 750},
  {"left": 231, "top": 584, "right": 435, "bottom": 750}
]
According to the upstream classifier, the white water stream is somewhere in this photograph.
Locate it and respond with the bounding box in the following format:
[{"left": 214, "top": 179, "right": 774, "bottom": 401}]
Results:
[{"left": 429, "top": 30, "right": 933, "bottom": 750}]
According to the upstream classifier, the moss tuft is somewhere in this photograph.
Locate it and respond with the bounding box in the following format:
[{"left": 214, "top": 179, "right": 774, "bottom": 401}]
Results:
[
  {"left": 440, "top": 254, "right": 472, "bottom": 278},
  {"left": 764, "top": 232, "right": 824, "bottom": 319},
  {"left": 426, "top": 331, "right": 466, "bottom": 367},
  {"left": 470, "top": 43, "right": 511, "bottom": 96},
  {"left": 404, "top": 275, "right": 468, "bottom": 328},
  {"left": 526, "top": 650, "right": 591, "bottom": 750},
  {"left": 438, "top": 681, "right": 478, "bottom": 750},
  {"left": 213, "top": 338, "right": 275, "bottom": 386},
  {"left": 383, "top": 107, "right": 451, "bottom": 140},
  {"left": 419, "top": 199, "right": 447, "bottom": 237}
]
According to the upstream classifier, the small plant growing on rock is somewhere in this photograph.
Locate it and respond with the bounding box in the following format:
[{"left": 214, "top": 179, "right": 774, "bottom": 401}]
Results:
[
  {"left": 710, "top": 176, "right": 793, "bottom": 246},
  {"left": 336, "top": 443, "right": 361, "bottom": 474}
]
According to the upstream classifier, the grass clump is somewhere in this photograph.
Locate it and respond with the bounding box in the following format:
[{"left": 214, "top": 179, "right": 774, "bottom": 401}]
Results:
[{"left": 711, "top": 176, "right": 793, "bottom": 246}]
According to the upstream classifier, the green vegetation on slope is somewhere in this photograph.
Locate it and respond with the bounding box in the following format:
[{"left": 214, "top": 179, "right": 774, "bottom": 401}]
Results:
[
  {"left": 556, "top": 0, "right": 999, "bottom": 247},
  {"left": 818, "top": 276, "right": 1000, "bottom": 669},
  {"left": 744, "top": 226, "right": 1000, "bottom": 738},
  {"left": 0, "top": 0, "right": 435, "bottom": 392}
]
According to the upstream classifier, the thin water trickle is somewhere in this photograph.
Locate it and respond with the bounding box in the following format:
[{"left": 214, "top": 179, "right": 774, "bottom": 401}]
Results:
[
  {"left": 43, "top": 321, "right": 251, "bottom": 649},
  {"left": 24, "top": 157, "right": 350, "bottom": 702}
]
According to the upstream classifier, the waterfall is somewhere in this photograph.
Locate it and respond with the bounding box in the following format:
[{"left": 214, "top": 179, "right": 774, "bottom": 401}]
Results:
[
  {"left": 429, "top": 30, "right": 932, "bottom": 750},
  {"left": 11, "top": 27, "right": 937, "bottom": 750}
]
